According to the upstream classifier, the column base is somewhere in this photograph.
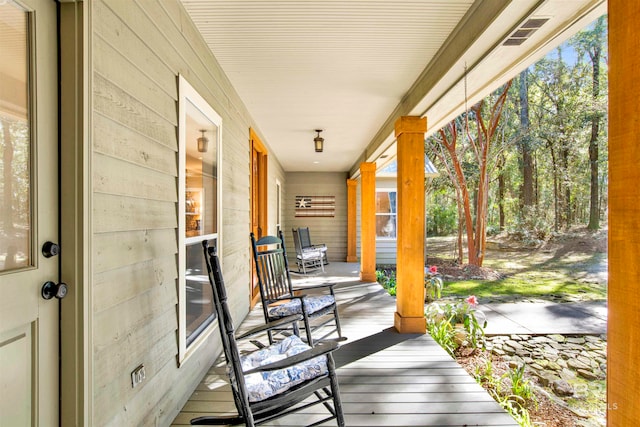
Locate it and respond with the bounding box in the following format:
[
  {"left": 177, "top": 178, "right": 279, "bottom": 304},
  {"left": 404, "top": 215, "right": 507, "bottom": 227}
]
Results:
[
  {"left": 346, "top": 255, "right": 358, "bottom": 262},
  {"left": 360, "top": 270, "right": 377, "bottom": 282},
  {"left": 394, "top": 312, "right": 426, "bottom": 334}
]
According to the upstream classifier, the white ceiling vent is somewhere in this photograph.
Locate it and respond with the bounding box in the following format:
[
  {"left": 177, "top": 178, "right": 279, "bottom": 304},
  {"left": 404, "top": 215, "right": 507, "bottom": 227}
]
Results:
[{"left": 503, "top": 17, "right": 550, "bottom": 46}]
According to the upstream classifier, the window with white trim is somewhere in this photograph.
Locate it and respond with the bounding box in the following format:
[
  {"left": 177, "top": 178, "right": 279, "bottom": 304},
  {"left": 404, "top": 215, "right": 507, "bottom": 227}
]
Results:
[
  {"left": 275, "top": 178, "right": 282, "bottom": 232},
  {"left": 375, "top": 190, "right": 397, "bottom": 239},
  {"left": 178, "top": 76, "right": 222, "bottom": 362}
]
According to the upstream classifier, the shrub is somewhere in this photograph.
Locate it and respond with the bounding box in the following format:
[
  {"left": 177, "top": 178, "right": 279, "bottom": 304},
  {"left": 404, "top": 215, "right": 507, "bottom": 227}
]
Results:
[
  {"left": 424, "top": 265, "right": 443, "bottom": 303},
  {"left": 425, "top": 296, "right": 487, "bottom": 350},
  {"left": 375, "top": 269, "right": 396, "bottom": 296},
  {"left": 507, "top": 364, "right": 535, "bottom": 403},
  {"left": 473, "top": 359, "right": 537, "bottom": 426},
  {"left": 427, "top": 319, "right": 457, "bottom": 356}
]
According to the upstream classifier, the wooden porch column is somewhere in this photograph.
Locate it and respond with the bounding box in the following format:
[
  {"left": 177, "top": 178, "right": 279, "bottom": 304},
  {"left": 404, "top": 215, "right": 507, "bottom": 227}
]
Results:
[
  {"left": 609, "top": 2, "right": 639, "bottom": 424},
  {"left": 394, "top": 116, "right": 427, "bottom": 334},
  {"left": 359, "top": 163, "right": 377, "bottom": 281},
  {"left": 346, "top": 179, "right": 358, "bottom": 262}
]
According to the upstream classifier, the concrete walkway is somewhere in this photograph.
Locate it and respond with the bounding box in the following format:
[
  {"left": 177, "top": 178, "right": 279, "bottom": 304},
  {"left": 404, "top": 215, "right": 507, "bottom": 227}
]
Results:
[{"left": 480, "top": 301, "right": 607, "bottom": 335}]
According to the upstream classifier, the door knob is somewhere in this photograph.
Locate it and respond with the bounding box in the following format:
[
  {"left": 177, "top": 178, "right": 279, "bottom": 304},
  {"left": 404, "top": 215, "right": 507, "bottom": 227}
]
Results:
[
  {"left": 42, "top": 241, "right": 60, "bottom": 258},
  {"left": 41, "top": 281, "right": 68, "bottom": 300}
]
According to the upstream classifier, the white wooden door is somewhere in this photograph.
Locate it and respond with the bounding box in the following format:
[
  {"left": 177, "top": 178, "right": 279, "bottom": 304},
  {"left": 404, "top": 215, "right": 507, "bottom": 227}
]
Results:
[{"left": 0, "top": 0, "right": 60, "bottom": 425}]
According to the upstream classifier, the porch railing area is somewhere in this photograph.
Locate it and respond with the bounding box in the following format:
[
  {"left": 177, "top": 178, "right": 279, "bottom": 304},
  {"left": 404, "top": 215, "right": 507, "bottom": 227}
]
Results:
[{"left": 171, "top": 262, "right": 517, "bottom": 426}]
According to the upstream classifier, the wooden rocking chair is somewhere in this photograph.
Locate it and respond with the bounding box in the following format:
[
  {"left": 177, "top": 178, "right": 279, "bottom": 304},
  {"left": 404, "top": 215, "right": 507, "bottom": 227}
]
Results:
[
  {"left": 291, "top": 228, "right": 325, "bottom": 273},
  {"left": 250, "top": 230, "right": 344, "bottom": 346},
  {"left": 191, "top": 240, "right": 345, "bottom": 426},
  {"left": 296, "top": 227, "right": 328, "bottom": 265}
]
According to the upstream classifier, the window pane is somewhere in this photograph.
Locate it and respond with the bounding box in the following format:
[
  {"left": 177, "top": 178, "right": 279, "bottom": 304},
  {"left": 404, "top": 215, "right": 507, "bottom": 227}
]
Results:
[
  {"left": 0, "top": 4, "right": 31, "bottom": 272},
  {"left": 179, "top": 80, "right": 221, "bottom": 359},
  {"left": 375, "top": 191, "right": 396, "bottom": 214},
  {"left": 185, "top": 101, "right": 218, "bottom": 239},
  {"left": 375, "top": 191, "right": 396, "bottom": 238},
  {"left": 185, "top": 242, "right": 214, "bottom": 344},
  {"left": 375, "top": 192, "right": 391, "bottom": 214},
  {"left": 376, "top": 214, "right": 396, "bottom": 238}
]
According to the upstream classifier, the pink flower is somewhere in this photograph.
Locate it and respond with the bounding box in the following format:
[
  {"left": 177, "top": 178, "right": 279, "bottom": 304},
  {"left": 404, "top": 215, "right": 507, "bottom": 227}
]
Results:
[
  {"left": 465, "top": 295, "right": 478, "bottom": 307},
  {"left": 429, "top": 265, "right": 438, "bottom": 273}
]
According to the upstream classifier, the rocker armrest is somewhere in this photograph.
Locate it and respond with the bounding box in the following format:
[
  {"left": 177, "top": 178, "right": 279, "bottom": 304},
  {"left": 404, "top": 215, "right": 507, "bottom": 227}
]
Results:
[
  {"left": 243, "top": 341, "right": 339, "bottom": 375},
  {"left": 236, "top": 314, "right": 304, "bottom": 341}
]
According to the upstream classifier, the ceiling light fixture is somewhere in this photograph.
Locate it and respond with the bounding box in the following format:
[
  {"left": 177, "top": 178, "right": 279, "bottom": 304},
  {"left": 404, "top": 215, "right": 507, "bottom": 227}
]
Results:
[
  {"left": 197, "top": 129, "right": 208, "bottom": 153},
  {"left": 314, "top": 129, "right": 324, "bottom": 152}
]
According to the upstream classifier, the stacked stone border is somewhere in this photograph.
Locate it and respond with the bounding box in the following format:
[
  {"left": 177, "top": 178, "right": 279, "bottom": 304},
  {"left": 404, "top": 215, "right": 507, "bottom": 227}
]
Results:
[{"left": 485, "top": 333, "right": 607, "bottom": 399}]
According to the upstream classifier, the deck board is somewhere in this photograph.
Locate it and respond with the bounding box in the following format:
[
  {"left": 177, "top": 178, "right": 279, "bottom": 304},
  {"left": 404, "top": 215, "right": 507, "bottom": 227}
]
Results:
[{"left": 171, "top": 263, "right": 517, "bottom": 426}]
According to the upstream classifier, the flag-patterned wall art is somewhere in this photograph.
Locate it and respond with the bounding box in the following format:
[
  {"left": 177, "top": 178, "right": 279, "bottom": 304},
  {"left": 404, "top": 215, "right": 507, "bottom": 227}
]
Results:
[{"left": 295, "top": 195, "right": 335, "bottom": 217}]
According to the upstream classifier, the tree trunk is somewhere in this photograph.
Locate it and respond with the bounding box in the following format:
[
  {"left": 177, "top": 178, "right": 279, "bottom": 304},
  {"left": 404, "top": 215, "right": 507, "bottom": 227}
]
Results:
[
  {"left": 587, "top": 42, "right": 601, "bottom": 230},
  {"left": 457, "top": 203, "right": 464, "bottom": 264},
  {"left": 438, "top": 123, "right": 478, "bottom": 266},
  {"left": 561, "top": 146, "right": 571, "bottom": 228},
  {"left": 497, "top": 153, "right": 506, "bottom": 231},
  {"left": 548, "top": 142, "right": 560, "bottom": 232},
  {"left": 519, "top": 68, "right": 535, "bottom": 208},
  {"left": 436, "top": 81, "right": 512, "bottom": 267},
  {"left": 534, "top": 152, "right": 539, "bottom": 206}
]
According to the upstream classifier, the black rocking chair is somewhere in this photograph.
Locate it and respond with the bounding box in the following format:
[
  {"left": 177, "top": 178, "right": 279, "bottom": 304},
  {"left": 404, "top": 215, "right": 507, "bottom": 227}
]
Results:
[
  {"left": 291, "top": 228, "right": 326, "bottom": 273},
  {"left": 296, "top": 226, "right": 328, "bottom": 265},
  {"left": 250, "top": 230, "right": 344, "bottom": 346},
  {"left": 191, "top": 240, "right": 345, "bottom": 427}
]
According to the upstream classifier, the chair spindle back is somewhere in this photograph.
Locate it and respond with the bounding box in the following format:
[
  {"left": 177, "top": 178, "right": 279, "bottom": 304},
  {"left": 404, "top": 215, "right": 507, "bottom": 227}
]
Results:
[{"left": 202, "top": 240, "right": 253, "bottom": 423}]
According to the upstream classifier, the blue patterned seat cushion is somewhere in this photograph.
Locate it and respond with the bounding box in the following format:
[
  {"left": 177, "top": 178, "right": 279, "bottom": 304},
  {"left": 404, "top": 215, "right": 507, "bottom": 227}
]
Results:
[
  {"left": 241, "top": 335, "right": 328, "bottom": 402},
  {"left": 267, "top": 295, "right": 335, "bottom": 318}
]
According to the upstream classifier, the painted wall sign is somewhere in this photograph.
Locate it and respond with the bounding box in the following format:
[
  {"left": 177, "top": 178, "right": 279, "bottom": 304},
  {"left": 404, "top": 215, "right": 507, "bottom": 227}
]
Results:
[{"left": 295, "top": 195, "right": 335, "bottom": 217}]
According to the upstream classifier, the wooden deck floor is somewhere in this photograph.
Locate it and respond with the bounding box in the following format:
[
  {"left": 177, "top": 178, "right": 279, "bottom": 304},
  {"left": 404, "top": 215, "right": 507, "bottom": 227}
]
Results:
[{"left": 171, "top": 263, "right": 517, "bottom": 427}]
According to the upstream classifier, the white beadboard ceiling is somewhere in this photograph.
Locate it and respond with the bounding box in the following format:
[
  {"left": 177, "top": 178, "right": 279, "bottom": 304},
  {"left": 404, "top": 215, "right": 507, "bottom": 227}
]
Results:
[{"left": 180, "top": 0, "right": 606, "bottom": 174}]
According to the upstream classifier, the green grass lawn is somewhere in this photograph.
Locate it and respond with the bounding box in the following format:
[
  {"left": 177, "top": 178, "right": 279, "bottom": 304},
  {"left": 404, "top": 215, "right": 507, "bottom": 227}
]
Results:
[
  {"left": 427, "top": 236, "right": 608, "bottom": 301},
  {"left": 442, "top": 276, "right": 606, "bottom": 301}
]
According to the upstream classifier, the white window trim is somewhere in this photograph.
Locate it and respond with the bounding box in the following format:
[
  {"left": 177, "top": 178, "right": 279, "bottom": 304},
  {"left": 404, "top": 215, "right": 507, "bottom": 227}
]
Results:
[
  {"left": 275, "top": 178, "right": 282, "bottom": 234},
  {"left": 177, "top": 75, "right": 223, "bottom": 364},
  {"left": 376, "top": 188, "right": 397, "bottom": 241}
]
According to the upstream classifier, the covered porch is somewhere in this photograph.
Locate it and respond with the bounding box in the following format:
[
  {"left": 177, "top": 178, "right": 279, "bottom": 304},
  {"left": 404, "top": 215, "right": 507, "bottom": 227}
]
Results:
[
  {"left": 4, "top": 0, "right": 635, "bottom": 425},
  {"left": 171, "top": 263, "right": 517, "bottom": 426}
]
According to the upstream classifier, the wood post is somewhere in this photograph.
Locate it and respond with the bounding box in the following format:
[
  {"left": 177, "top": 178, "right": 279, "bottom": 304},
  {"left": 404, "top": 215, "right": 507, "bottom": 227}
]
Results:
[
  {"left": 359, "top": 163, "right": 377, "bottom": 281},
  {"left": 394, "top": 116, "right": 427, "bottom": 334},
  {"left": 608, "top": 1, "right": 640, "bottom": 424},
  {"left": 346, "top": 179, "right": 358, "bottom": 262}
]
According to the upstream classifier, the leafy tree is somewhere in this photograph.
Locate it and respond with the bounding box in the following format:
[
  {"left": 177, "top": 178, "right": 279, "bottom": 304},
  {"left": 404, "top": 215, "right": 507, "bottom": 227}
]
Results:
[
  {"left": 424, "top": 16, "right": 608, "bottom": 260},
  {"left": 571, "top": 16, "right": 608, "bottom": 230},
  {"left": 431, "top": 81, "right": 513, "bottom": 266},
  {"left": 425, "top": 177, "right": 459, "bottom": 236},
  {"left": 519, "top": 67, "right": 535, "bottom": 209},
  {"left": 529, "top": 47, "right": 588, "bottom": 230}
]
